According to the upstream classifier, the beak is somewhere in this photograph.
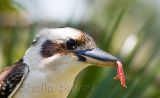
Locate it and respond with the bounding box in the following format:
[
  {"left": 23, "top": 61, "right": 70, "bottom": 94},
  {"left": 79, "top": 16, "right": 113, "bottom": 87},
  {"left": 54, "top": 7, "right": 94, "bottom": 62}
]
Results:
[
  {"left": 76, "top": 48, "right": 121, "bottom": 67},
  {"left": 76, "top": 48, "right": 127, "bottom": 88}
]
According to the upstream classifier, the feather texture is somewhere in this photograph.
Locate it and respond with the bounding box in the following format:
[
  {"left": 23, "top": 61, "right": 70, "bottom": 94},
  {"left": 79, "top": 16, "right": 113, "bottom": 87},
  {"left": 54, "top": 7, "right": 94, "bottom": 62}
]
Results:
[{"left": 0, "top": 59, "right": 29, "bottom": 98}]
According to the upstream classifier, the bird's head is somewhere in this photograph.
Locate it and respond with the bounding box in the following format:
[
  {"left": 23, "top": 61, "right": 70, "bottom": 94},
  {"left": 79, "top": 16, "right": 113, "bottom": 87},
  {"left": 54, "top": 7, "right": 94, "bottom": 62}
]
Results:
[
  {"left": 23, "top": 27, "right": 120, "bottom": 70},
  {"left": 23, "top": 27, "right": 126, "bottom": 88}
]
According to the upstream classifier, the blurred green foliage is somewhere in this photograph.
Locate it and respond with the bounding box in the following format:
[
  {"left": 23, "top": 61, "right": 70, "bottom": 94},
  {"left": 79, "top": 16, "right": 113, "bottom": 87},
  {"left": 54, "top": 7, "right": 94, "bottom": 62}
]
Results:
[
  {"left": 0, "top": 0, "right": 160, "bottom": 98},
  {"left": 0, "top": 0, "right": 16, "bottom": 12}
]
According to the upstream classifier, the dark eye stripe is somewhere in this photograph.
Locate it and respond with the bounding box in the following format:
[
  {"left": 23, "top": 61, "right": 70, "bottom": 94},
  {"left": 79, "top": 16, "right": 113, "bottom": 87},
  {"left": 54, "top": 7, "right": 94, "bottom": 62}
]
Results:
[
  {"left": 41, "top": 40, "right": 55, "bottom": 57},
  {"left": 40, "top": 40, "right": 67, "bottom": 58}
]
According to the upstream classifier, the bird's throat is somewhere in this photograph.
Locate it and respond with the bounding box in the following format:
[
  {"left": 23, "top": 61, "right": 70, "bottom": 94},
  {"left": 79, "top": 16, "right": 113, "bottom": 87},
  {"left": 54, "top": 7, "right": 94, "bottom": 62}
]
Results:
[{"left": 14, "top": 62, "right": 88, "bottom": 98}]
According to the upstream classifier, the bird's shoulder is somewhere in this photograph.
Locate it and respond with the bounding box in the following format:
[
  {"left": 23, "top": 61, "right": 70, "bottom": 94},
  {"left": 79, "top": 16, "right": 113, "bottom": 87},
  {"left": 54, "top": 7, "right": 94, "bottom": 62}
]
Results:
[{"left": 0, "top": 59, "right": 29, "bottom": 98}]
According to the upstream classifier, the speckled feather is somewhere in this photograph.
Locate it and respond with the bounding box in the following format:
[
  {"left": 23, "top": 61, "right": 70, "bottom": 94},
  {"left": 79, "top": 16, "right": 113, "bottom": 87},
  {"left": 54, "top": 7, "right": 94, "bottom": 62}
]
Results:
[{"left": 0, "top": 59, "right": 29, "bottom": 98}]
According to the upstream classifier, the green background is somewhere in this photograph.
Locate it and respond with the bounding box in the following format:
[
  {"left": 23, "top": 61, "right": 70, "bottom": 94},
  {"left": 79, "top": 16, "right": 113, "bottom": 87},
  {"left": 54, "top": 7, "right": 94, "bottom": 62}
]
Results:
[{"left": 0, "top": 0, "right": 160, "bottom": 98}]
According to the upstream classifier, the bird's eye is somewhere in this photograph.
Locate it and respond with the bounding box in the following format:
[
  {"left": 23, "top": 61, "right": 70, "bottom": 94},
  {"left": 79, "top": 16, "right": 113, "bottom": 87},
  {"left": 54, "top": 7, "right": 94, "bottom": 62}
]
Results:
[{"left": 66, "top": 39, "right": 77, "bottom": 50}]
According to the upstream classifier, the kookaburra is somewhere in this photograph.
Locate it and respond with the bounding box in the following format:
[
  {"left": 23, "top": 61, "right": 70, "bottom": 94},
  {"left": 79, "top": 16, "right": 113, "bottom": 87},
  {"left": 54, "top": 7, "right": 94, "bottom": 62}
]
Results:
[{"left": 0, "top": 27, "right": 126, "bottom": 98}]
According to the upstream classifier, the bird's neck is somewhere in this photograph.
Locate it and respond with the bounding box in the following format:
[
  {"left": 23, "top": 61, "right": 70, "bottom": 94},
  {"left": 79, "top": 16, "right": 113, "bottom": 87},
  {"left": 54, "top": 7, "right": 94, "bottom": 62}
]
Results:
[
  {"left": 46, "top": 62, "right": 88, "bottom": 87},
  {"left": 23, "top": 54, "right": 89, "bottom": 98},
  {"left": 25, "top": 63, "right": 88, "bottom": 98}
]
